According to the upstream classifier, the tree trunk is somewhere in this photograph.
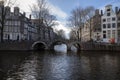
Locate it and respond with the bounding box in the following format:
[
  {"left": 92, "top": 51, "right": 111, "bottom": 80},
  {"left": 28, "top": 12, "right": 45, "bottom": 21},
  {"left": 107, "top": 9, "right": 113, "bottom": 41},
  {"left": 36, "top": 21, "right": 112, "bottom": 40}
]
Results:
[
  {"left": 90, "top": 19, "right": 92, "bottom": 41},
  {"left": 80, "top": 27, "right": 82, "bottom": 41},
  {"left": 1, "top": 6, "right": 5, "bottom": 43},
  {"left": 1, "top": 27, "right": 3, "bottom": 42}
]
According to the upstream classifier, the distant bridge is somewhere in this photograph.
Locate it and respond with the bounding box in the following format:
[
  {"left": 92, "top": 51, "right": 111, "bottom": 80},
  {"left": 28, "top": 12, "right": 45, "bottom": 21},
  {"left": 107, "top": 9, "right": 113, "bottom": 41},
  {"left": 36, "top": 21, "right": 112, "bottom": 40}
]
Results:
[
  {"left": 29, "top": 25, "right": 81, "bottom": 51},
  {"left": 31, "top": 38, "right": 81, "bottom": 51}
]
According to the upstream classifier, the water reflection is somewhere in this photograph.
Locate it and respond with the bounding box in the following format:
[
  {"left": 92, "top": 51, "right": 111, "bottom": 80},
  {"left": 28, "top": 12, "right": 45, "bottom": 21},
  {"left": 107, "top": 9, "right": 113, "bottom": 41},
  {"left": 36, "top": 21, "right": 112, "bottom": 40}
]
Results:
[
  {"left": 54, "top": 44, "right": 67, "bottom": 53},
  {"left": 0, "top": 51, "right": 120, "bottom": 80}
]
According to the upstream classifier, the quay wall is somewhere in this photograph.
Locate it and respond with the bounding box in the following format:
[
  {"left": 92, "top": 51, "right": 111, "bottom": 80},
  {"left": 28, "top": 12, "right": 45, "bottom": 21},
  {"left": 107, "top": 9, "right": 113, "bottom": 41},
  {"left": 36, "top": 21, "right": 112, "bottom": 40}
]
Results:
[
  {"left": 0, "top": 41, "right": 33, "bottom": 50},
  {"left": 0, "top": 41, "right": 120, "bottom": 51},
  {"left": 81, "top": 42, "right": 120, "bottom": 51}
]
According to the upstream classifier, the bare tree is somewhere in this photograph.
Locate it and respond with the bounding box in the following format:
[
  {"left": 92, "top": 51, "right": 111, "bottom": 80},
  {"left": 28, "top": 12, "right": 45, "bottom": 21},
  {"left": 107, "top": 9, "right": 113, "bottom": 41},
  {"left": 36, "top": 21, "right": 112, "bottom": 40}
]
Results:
[
  {"left": 30, "top": 0, "right": 57, "bottom": 28},
  {"left": 68, "top": 6, "right": 95, "bottom": 41},
  {"left": 0, "top": 0, "right": 17, "bottom": 42},
  {"left": 57, "top": 29, "right": 66, "bottom": 39},
  {"left": 69, "top": 27, "right": 79, "bottom": 40},
  {"left": 84, "top": 6, "right": 95, "bottom": 40},
  {"left": 43, "top": 10, "right": 56, "bottom": 27},
  {"left": 68, "top": 7, "right": 85, "bottom": 41}
]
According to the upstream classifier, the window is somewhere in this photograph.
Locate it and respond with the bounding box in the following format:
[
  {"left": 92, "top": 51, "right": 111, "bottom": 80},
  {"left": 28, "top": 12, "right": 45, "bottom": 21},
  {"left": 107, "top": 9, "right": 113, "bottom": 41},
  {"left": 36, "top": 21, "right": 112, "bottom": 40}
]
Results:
[
  {"left": 18, "top": 21, "right": 20, "bottom": 25},
  {"left": 103, "top": 31, "right": 106, "bottom": 38},
  {"left": 107, "top": 30, "right": 111, "bottom": 38},
  {"left": 107, "top": 24, "right": 111, "bottom": 28},
  {"left": 118, "top": 30, "right": 120, "bottom": 38},
  {"left": 5, "top": 21, "right": 9, "bottom": 25},
  {"left": 103, "top": 24, "right": 106, "bottom": 28},
  {"left": 112, "top": 30, "right": 116, "bottom": 38},
  {"left": 107, "top": 18, "right": 110, "bottom": 22},
  {"left": 112, "top": 17, "right": 115, "bottom": 21},
  {"left": 112, "top": 23, "right": 116, "bottom": 28},
  {"left": 103, "top": 31, "right": 106, "bottom": 33},
  {"left": 107, "top": 9, "right": 110, "bottom": 11},
  {"left": 5, "top": 34, "right": 8, "bottom": 38},
  {"left": 14, "top": 27, "right": 18, "bottom": 32},
  {"left": 118, "top": 23, "right": 120, "bottom": 28},
  {"left": 6, "top": 26, "right": 8, "bottom": 32},
  {"left": 118, "top": 17, "right": 120, "bottom": 21},
  {"left": 9, "top": 21, "right": 12, "bottom": 25},
  {"left": 103, "top": 19, "right": 106, "bottom": 22},
  {"left": 103, "top": 34, "right": 106, "bottom": 38},
  {"left": 107, "top": 13, "right": 110, "bottom": 16}
]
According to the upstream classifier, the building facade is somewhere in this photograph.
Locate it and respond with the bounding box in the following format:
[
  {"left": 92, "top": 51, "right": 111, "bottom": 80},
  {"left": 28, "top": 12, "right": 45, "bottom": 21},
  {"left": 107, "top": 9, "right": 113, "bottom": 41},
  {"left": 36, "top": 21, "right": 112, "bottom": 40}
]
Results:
[
  {"left": 81, "top": 21, "right": 90, "bottom": 42},
  {"left": 0, "top": 4, "right": 38, "bottom": 41},
  {"left": 81, "top": 5, "right": 120, "bottom": 43},
  {"left": 101, "top": 5, "right": 118, "bottom": 43},
  {"left": 81, "top": 9, "right": 101, "bottom": 42},
  {"left": 91, "top": 9, "right": 101, "bottom": 41},
  {"left": 32, "top": 19, "right": 56, "bottom": 41},
  {"left": 117, "top": 9, "right": 120, "bottom": 43}
]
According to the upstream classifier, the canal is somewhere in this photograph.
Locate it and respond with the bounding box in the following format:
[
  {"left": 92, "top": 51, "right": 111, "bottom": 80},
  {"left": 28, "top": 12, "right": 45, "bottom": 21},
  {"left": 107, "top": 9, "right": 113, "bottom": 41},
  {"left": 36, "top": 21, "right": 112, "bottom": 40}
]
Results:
[{"left": 0, "top": 51, "right": 120, "bottom": 80}]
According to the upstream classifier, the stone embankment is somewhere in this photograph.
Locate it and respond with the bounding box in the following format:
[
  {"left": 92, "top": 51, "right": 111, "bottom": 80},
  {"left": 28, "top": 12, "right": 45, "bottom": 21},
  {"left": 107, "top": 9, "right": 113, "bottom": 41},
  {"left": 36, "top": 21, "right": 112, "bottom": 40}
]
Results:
[
  {"left": 0, "top": 41, "right": 33, "bottom": 50},
  {"left": 81, "top": 42, "right": 120, "bottom": 51},
  {"left": 0, "top": 41, "right": 120, "bottom": 51}
]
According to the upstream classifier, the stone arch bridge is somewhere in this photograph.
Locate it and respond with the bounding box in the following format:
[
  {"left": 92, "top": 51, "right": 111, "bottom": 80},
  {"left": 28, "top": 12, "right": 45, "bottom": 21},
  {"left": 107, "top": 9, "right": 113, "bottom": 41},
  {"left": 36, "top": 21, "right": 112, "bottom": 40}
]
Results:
[{"left": 31, "top": 39, "right": 81, "bottom": 51}]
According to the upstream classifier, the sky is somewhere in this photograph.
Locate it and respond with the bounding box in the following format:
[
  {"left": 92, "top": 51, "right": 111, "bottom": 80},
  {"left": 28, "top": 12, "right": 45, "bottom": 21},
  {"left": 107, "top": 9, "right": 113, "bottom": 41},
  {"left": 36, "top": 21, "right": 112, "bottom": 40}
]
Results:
[
  {"left": 15, "top": 0, "right": 120, "bottom": 24},
  {"left": 14, "top": 0, "right": 120, "bottom": 39}
]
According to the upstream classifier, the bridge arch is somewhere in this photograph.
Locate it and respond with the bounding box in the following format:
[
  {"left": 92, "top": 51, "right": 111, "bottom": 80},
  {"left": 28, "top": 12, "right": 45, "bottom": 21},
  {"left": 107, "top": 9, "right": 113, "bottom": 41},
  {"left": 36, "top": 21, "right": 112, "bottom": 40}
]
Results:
[
  {"left": 49, "top": 40, "right": 67, "bottom": 50},
  {"left": 32, "top": 41, "right": 47, "bottom": 50},
  {"left": 70, "top": 42, "right": 81, "bottom": 51}
]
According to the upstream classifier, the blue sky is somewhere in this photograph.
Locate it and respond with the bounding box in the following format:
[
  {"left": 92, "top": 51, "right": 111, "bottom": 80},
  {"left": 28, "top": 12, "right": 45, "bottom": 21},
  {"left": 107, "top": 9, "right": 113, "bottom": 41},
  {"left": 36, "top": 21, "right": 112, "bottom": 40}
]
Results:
[
  {"left": 47, "top": 0, "right": 120, "bottom": 21},
  {"left": 15, "top": 0, "right": 120, "bottom": 38},
  {"left": 16, "top": 0, "right": 120, "bottom": 22}
]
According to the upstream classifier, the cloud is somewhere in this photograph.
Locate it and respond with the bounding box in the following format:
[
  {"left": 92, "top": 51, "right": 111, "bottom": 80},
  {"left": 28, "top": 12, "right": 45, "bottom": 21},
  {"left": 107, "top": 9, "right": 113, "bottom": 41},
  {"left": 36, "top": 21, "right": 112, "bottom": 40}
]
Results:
[
  {"left": 15, "top": 0, "right": 36, "bottom": 12},
  {"left": 47, "top": 2, "right": 68, "bottom": 20},
  {"left": 99, "top": 0, "right": 120, "bottom": 10},
  {"left": 15, "top": 0, "right": 68, "bottom": 20},
  {"left": 52, "top": 21, "right": 71, "bottom": 39},
  {"left": 15, "top": 0, "right": 70, "bottom": 38},
  {"left": 53, "top": 21, "right": 70, "bottom": 32}
]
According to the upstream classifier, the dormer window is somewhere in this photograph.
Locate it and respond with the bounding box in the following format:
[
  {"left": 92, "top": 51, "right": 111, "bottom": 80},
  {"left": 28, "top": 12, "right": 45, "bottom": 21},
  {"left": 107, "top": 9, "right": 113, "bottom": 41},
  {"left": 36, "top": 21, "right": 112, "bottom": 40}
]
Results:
[{"left": 107, "top": 9, "right": 110, "bottom": 11}]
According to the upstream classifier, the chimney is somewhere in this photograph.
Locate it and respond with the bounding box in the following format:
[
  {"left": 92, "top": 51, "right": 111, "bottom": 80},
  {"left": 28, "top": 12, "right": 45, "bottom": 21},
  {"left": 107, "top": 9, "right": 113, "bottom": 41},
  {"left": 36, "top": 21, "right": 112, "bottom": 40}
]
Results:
[
  {"left": 14, "top": 7, "right": 19, "bottom": 16},
  {"left": 23, "top": 12, "right": 26, "bottom": 17},
  {"left": 5, "top": 6, "right": 10, "bottom": 15},
  {"left": 101, "top": 10, "right": 103, "bottom": 16},
  {"left": 115, "top": 7, "right": 118, "bottom": 14},
  {"left": 95, "top": 9, "right": 99, "bottom": 15}
]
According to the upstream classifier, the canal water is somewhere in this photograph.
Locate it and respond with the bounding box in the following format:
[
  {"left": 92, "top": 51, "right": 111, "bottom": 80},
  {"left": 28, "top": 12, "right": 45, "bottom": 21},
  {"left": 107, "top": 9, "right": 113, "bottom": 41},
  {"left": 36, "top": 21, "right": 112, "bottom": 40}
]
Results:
[{"left": 0, "top": 51, "right": 120, "bottom": 80}]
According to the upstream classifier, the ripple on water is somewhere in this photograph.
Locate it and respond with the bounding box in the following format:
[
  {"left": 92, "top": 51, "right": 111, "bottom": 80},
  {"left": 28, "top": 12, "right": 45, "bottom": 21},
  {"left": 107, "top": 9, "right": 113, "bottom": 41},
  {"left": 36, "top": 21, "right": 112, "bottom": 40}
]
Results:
[{"left": 7, "top": 54, "right": 38, "bottom": 80}]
